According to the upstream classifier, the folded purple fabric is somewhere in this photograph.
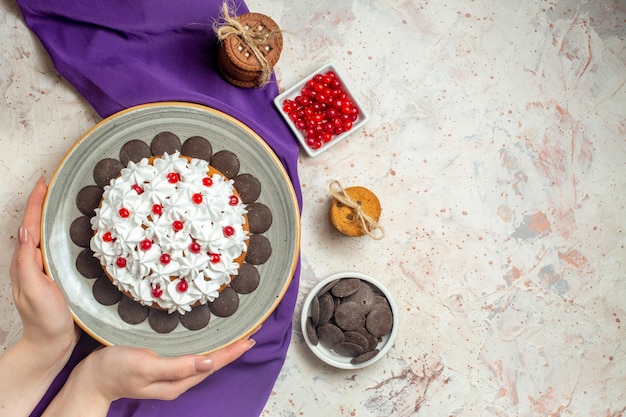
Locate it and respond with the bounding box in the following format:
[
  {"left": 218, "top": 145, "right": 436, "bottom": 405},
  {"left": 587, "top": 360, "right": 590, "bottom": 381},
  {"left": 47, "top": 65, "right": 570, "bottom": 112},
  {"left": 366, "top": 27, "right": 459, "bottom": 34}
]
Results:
[{"left": 16, "top": 1, "right": 302, "bottom": 416}]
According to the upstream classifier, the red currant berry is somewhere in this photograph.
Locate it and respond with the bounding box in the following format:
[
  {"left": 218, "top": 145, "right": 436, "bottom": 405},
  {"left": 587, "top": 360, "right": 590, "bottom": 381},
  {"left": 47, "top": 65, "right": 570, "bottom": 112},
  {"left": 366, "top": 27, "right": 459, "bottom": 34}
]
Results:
[
  {"left": 116, "top": 257, "right": 127, "bottom": 268},
  {"left": 140, "top": 239, "right": 153, "bottom": 251},
  {"left": 152, "top": 204, "right": 163, "bottom": 215},
  {"left": 223, "top": 225, "right": 235, "bottom": 237},
  {"left": 192, "top": 193, "right": 203, "bottom": 204},
  {"left": 151, "top": 284, "right": 163, "bottom": 298},
  {"left": 172, "top": 220, "right": 184, "bottom": 232},
  {"left": 322, "top": 132, "right": 333, "bottom": 143},
  {"left": 202, "top": 177, "right": 213, "bottom": 187},
  {"left": 209, "top": 253, "right": 221, "bottom": 264},
  {"left": 119, "top": 208, "right": 130, "bottom": 218},
  {"left": 305, "top": 137, "right": 316, "bottom": 147},
  {"left": 167, "top": 172, "right": 179, "bottom": 183},
  {"left": 176, "top": 280, "right": 189, "bottom": 293},
  {"left": 103, "top": 232, "right": 113, "bottom": 242},
  {"left": 343, "top": 120, "right": 353, "bottom": 131},
  {"left": 131, "top": 184, "right": 144, "bottom": 194},
  {"left": 322, "top": 74, "right": 332, "bottom": 85},
  {"left": 311, "top": 140, "right": 322, "bottom": 150},
  {"left": 160, "top": 253, "right": 171, "bottom": 265},
  {"left": 189, "top": 241, "right": 201, "bottom": 253},
  {"left": 229, "top": 195, "right": 239, "bottom": 206}
]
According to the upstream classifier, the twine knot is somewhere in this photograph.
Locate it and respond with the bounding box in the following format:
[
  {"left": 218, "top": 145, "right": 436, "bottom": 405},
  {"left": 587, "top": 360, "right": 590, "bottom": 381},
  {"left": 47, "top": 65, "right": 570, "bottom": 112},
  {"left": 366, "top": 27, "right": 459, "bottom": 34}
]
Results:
[
  {"left": 329, "top": 180, "right": 385, "bottom": 240},
  {"left": 214, "top": 2, "right": 279, "bottom": 87}
]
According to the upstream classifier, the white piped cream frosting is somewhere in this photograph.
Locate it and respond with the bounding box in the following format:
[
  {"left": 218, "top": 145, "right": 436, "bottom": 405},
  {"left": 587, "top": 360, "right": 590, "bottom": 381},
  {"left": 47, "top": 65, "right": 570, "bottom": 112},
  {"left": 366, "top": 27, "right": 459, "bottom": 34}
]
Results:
[{"left": 90, "top": 152, "right": 248, "bottom": 314}]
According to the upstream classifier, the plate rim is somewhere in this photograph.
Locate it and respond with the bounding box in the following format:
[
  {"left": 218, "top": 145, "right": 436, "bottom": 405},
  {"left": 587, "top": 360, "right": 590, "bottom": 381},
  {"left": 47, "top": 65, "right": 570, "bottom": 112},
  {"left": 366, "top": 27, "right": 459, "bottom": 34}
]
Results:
[{"left": 41, "top": 101, "right": 301, "bottom": 355}]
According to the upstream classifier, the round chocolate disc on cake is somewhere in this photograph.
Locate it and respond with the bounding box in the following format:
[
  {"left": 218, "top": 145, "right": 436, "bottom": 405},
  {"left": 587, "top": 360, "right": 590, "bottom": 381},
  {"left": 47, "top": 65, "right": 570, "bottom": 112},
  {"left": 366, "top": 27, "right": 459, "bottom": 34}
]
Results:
[
  {"left": 233, "top": 173, "right": 261, "bottom": 204},
  {"left": 181, "top": 136, "right": 212, "bottom": 161},
  {"left": 76, "top": 248, "right": 104, "bottom": 279},
  {"left": 246, "top": 202, "right": 272, "bottom": 234},
  {"left": 180, "top": 304, "right": 211, "bottom": 331},
  {"left": 118, "top": 296, "right": 149, "bottom": 325},
  {"left": 150, "top": 131, "right": 182, "bottom": 156},
  {"left": 208, "top": 286, "right": 239, "bottom": 317},
  {"left": 245, "top": 234, "right": 272, "bottom": 265},
  {"left": 230, "top": 263, "right": 260, "bottom": 294},
  {"left": 76, "top": 185, "right": 103, "bottom": 216},
  {"left": 210, "top": 150, "right": 240, "bottom": 179},
  {"left": 148, "top": 309, "right": 180, "bottom": 334},
  {"left": 92, "top": 276, "right": 123, "bottom": 306},
  {"left": 119, "top": 139, "right": 151, "bottom": 166},
  {"left": 93, "top": 158, "right": 123, "bottom": 188},
  {"left": 69, "top": 216, "right": 93, "bottom": 248}
]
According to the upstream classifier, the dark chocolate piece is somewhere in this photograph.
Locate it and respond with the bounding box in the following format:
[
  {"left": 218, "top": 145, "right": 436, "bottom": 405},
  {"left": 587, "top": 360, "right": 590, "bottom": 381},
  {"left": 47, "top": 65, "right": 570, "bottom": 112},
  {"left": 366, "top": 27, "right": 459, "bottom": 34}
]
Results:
[
  {"left": 351, "top": 349, "right": 380, "bottom": 365},
  {"left": 245, "top": 234, "right": 271, "bottom": 265},
  {"left": 93, "top": 158, "right": 123, "bottom": 188},
  {"left": 343, "top": 330, "right": 370, "bottom": 352},
  {"left": 148, "top": 309, "right": 180, "bottom": 334},
  {"left": 118, "top": 296, "right": 149, "bottom": 325},
  {"left": 182, "top": 136, "right": 212, "bottom": 161},
  {"left": 334, "top": 342, "right": 365, "bottom": 357},
  {"left": 150, "top": 131, "right": 181, "bottom": 156},
  {"left": 317, "top": 292, "right": 334, "bottom": 324},
  {"left": 69, "top": 216, "right": 93, "bottom": 248},
  {"left": 92, "top": 276, "right": 123, "bottom": 306},
  {"left": 309, "top": 294, "right": 320, "bottom": 327},
  {"left": 180, "top": 304, "right": 211, "bottom": 330},
  {"left": 343, "top": 282, "right": 376, "bottom": 313},
  {"left": 246, "top": 202, "right": 272, "bottom": 234},
  {"left": 233, "top": 173, "right": 261, "bottom": 204},
  {"left": 210, "top": 150, "right": 240, "bottom": 179},
  {"left": 317, "top": 323, "right": 345, "bottom": 349},
  {"left": 334, "top": 301, "right": 366, "bottom": 331},
  {"left": 208, "top": 287, "right": 239, "bottom": 317},
  {"left": 119, "top": 139, "right": 151, "bottom": 166},
  {"left": 331, "top": 278, "right": 362, "bottom": 297},
  {"left": 365, "top": 304, "right": 394, "bottom": 338},
  {"left": 76, "top": 185, "right": 103, "bottom": 216},
  {"left": 230, "top": 263, "right": 260, "bottom": 294},
  {"left": 306, "top": 316, "right": 319, "bottom": 345},
  {"left": 76, "top": 248, "right": 104, "bottom": 279}
]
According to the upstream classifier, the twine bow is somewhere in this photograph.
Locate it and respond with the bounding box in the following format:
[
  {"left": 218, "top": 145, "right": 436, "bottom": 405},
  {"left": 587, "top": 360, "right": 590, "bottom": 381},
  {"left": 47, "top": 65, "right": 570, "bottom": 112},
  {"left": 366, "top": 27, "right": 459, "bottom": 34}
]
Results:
[
  {"left": 329, "top": 180, "right": 385, "bottom": 240},
  {"left": 214, "top": 2, "right": 278, "bottom": 87}
]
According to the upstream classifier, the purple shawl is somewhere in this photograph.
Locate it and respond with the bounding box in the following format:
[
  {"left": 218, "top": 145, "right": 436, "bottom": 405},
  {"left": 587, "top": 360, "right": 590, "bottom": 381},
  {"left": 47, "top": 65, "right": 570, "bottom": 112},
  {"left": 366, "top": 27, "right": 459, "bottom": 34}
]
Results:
[{"left": 16, "top": 1, "right": 302, "bottom": 415}]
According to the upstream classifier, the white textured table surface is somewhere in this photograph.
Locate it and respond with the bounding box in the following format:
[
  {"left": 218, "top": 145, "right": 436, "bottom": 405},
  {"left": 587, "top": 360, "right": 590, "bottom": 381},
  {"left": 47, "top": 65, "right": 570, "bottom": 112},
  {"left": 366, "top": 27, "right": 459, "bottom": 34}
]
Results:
[{"left": 1, "top": 0, "right": 625, "bottom": 415}]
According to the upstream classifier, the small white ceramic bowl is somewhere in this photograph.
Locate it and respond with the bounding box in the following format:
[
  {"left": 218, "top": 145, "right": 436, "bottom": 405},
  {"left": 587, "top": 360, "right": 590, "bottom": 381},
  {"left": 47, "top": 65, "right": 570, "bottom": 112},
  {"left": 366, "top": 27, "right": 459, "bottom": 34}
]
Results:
[
  {"left": 273, "top": 63, "right": 369, "bottom": 157},
  {"left": 300, "top": 271, "right": 398, "bottom": 369}
]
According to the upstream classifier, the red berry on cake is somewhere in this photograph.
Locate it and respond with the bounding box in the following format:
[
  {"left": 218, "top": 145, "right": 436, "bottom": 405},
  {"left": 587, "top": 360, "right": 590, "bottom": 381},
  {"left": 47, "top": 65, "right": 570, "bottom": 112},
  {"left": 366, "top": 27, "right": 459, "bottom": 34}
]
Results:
[
  {"left": 176, "top": 280, "right": 189, "bottom": 293},
  {"left": 202, "top": 177, "right": 213, "bottom": 187},
  {"left": 131, "top": 184, "right": 144, "bottom": 194},
  {"left": 118, "top": 207, "right": 130, "bottom": 218},
  {"left": 160, "top": 253, "right": 171, "bottom": 265},
  {"left": 102, "top": 231, "right": 113, "bottom": 242},
  {"left": 172, "top": 220, "right": 184, "bottom": 232},
  {"left": 152, "top": 204, "right": 163, "bottom": 215},
  {"left": 152, "top": 284, "right": 163, "bottom": 298},
  {"left": 192, "top": 193, "right": 203, "bottom": 204},
  {"left": 229, "top": 195, "right": 239, "bottom": 206},
  {"left": 116, "top": 257, "right": 127, "bottom": 268},
  {"left": 167, "top": 172, "right": 179, "bottom": 183},
  {"left": 189, "top": 241, "right": 201, "bottom": 253},
  {"left": 223, "top": 225, "right": 235, "bottom": 237},
  {"left": 140, "top": 239, "right": 153, "bottom": 251},
  {"left": 209, "top": 253, "right": 221, "bottom": 264}
]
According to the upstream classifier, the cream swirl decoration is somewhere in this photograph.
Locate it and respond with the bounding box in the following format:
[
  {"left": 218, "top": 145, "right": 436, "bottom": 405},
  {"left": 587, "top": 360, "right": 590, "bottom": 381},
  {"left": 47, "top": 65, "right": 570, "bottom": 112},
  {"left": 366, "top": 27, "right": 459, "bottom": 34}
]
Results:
[{"left": 90, "top": 152, "right": 248, "bottom": 314}]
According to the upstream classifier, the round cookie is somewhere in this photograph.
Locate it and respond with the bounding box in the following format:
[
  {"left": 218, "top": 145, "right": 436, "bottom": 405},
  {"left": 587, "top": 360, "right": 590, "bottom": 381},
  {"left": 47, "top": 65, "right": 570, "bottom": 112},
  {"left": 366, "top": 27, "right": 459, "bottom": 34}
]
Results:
[
  {"left": 233, "top": 173, "right": 261, "bottom": 204},
  {"left": 180, "top": 304, "right": 211, "bottom": 331},
  {"left": 210, "top": 150, "right": 240, "bottom": 179},
  {"left": 230, "top": 263, "right": 260, "bottom": 294},
  {"left": 92, "top": 276, "right": 123, "bottom": 306},
  {"left": 148, "top": 309, "right": 180, "bottom": 334},
  {"left": 182, "top": 136, "right": 212, "bottom": 161},
  {"left": 150, "top": 131, "right": 181, "bottom": 156},
  {"left": 208, "top": 286, "right": 239, "bottom": 317},
  {"left": 76, "top": 185, "right": 103, "bottom": 216},
  {"left": 246, "top": 202, "right": 272, "bottom": 233},
  {"left": 119, "top": 139, "right": 151, "bottom": 166},
  {"left": 329, "top": 186, "right": 381, "bottom": 237},
  {"left": 69, "top": 216, "right": 93, "bottom": 248},
  {"left": 76, "top": 248, "right": 104, "bottom": 279},
  {"left": 93, "top": 158, "right": 123, "bottom": 188},
  {"left": 118, "top": 296, "right": 149, "bottom": 325},
  {"left": 245, "top": 234, "right": 272, "bottom": 265}
]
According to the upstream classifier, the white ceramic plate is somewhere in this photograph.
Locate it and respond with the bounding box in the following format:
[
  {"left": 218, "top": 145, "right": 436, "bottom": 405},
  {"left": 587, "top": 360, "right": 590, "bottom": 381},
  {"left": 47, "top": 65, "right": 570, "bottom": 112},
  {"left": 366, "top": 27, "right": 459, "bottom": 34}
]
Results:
[
  {"left": 300, "top": 271, "right": 398, "bottom": 369},
  {"left": 42, "top": 102, "right": 300, "bottom": 357},
  {"left": 273, "top": 63, "right": 369, "bottom": 157}
]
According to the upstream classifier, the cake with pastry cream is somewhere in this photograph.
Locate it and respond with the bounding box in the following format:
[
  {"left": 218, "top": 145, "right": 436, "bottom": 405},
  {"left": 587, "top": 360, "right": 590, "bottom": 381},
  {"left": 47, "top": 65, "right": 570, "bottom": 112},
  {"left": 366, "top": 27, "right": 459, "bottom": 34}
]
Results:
[{"left": 90, "top": 151, "right": 249, "bottom": 315}]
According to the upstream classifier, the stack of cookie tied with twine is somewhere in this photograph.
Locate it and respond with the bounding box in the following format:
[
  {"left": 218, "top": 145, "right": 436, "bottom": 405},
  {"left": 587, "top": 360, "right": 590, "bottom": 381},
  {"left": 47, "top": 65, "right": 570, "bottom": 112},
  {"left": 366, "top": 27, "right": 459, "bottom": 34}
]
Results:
[{"left": 214, "top": 3, "right": 283, "bottom": 88}]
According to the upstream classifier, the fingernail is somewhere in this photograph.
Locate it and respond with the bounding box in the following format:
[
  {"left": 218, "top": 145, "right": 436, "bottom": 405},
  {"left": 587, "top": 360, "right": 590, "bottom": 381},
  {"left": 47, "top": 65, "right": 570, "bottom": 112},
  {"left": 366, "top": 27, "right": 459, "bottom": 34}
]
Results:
[
  {"left": 194, "top": 357, "right": 214, "bottom": 372},
  {"left": 18, "top": 226, "right": 29, "bottom": 245},
  {"left": 247, "top": 338, "right": 256, "bottom": 349}
]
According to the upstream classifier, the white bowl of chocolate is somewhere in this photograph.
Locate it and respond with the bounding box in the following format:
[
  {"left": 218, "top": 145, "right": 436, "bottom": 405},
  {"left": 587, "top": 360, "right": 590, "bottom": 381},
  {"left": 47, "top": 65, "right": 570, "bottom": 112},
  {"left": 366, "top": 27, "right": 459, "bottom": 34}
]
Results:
[{"left": 301, "top": 271, "right": 398, "bottom": 369}]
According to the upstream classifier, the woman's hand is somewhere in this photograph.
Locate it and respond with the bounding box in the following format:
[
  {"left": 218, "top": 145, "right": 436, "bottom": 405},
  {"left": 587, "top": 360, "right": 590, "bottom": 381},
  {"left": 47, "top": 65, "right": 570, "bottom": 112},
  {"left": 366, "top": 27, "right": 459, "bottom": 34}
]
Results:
[
  {"left": 9, "top": 177, "right": 80, "bottom": 355},
  {"left": 0, "top": 178, "right": 81, "bottom": 415},
  {"left": 43, "top": 337, "right": 256, "bottom": 416}
]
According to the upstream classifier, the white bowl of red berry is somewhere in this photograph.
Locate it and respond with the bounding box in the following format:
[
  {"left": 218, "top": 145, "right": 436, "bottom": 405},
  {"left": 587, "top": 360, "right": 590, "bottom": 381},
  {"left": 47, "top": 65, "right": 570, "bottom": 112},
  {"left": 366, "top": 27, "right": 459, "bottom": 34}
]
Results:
[{"left": 274, "top": 63, "right": 369, "bottom": 157}]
